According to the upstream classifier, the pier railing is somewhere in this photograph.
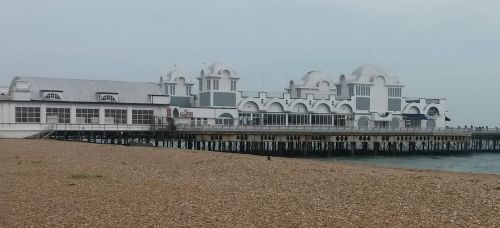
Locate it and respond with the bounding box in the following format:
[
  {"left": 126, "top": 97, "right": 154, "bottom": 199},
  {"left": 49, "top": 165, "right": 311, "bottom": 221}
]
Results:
[{"left": 176, "top": 124, "right": 479, "bottom": 135}]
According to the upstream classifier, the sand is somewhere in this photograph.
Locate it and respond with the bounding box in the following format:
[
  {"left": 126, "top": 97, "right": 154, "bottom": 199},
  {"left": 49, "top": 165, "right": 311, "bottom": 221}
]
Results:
[{"left": 1, "top": 139, "right": 500, "bottom": 227}]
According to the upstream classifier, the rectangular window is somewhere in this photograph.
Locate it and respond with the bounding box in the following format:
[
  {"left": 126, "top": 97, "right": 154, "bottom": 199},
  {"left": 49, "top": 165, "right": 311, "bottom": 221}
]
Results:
[
  {"left": 334, "top": 114, "right": 354, "bottom": 127},
  {"left": 76, "top": 108, "right": 99, "bottom": 124},
  {"left": 356, "top": 85, "right": 371, "bottom": 97},
  {"left": 105, "top": 109, "right": 127, "bottom": 124},
  {"left": 46, "top": 107, "right": 70, "bottom": 124},
  {"left": 263, "top": 113, "right": 286, "bottom": 126},
  {"left": 199, "top": 80, "right": 203, "bottom": 92},
  {"left": 288, "top": 114, "right": 310, "bottom": 126},
  {"left": 230, "top": 81, "right": 237, "bottom": 91},
  {"left": 15, "top": 107, "right": 41, "bottom": 123},
  {"left": 388, "top": 87, "right": 402, "bottom": 97},
  {"left": 213, "top": 80, "right": 219, "bottom": 90},
  {"left": 207, "top": 79, "right": 211, "bottom": 90},
  {"left": 132, "top": 110, "right": 153, "bottom": 124},
  {"left": 311, "top": 114, "right": 333, "bottom": 126},
  {"left": 186, "top": 86, "right": 192, "bottom": 96},
  {"left": 170, "top": 85, "right": 176, "bottom": 95}
]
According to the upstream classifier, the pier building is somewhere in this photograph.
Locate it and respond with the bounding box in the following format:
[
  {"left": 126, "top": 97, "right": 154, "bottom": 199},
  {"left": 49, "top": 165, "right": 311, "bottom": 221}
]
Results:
[
  {"left": 0, "top": 63, "right": 449, "bottom": 138},
  {"left": 5, "top": 62, "right": 500, "bottom": 157}
]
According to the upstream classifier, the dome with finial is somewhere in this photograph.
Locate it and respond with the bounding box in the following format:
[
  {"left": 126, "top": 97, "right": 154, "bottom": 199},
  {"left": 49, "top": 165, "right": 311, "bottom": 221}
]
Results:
[
  {"left": 163, "top": 70, "right": 194, "bottom": 84},
  {"left": 203, "top": 62, "right": 237, "bottom": 77},
  {"left": 291, "top": 71, "right": 334, "bottom": 88},
  {"left": 345, "top": 64, "right": 399, "bottom": 84}
]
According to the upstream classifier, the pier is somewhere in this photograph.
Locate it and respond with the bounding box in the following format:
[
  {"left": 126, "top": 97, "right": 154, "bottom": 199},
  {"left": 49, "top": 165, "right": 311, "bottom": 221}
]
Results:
[{"left": 38, "top": 122, "right": 500, "bottom": 157}]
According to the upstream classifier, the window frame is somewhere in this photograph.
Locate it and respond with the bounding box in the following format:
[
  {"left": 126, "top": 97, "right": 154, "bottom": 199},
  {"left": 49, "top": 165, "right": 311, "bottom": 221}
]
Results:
[
  {"left": 100, "top": 94, "right": 117, "bottom": 102},
  {"left": 46, "top": 107, "right": 70, "bottom": 124},
  {"left": 76, "top": 108, "right": 100, "bottom": 124},
  {"left": 104, "top": 109, "right": 127, "bottom": 124},
  {"left": 15, "top": 107, "right": 41, "bottom": 123},
  {"left": 132, "top": 110, "right": 154, "bottom": 124},
  {"left": 43, "top": 93, "right": 62, "bottom": 100}
]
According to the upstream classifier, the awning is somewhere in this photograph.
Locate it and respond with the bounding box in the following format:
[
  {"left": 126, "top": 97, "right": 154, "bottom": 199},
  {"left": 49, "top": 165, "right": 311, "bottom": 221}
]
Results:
[
  {"left": 445, "top": 116, "right": 451, "bottom": 121},
  {"left": 403, "top": 114, "right": 429, "bottom": 120},
  {"left": 371, "top": 112, "right": 393, "bottom": 121}
]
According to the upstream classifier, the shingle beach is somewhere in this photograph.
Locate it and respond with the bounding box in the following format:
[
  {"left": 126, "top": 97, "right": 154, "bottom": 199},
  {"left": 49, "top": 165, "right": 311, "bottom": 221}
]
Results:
[{"left": 1, "top": 139, "right": 500, "bottom": 227}]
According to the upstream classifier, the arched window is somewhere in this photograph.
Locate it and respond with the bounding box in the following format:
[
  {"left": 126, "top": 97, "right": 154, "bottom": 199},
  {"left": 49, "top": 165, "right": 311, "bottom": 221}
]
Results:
[
  {"left": 216, "top": 113, "right": 234, "bottom": 126},
  {"left": 100, "top": 95, "right": 117, "bottom": 102},
  {"left": 427, "top": 107, "right": 439, "bottom": 116},
  {"left": 44, "top": 93, "right": 61, "bottom": 100},
  {"left": 221, "top": 70, "right": 231, "bottom": 77},
  {"left": 173, "top": 108, "right": 179, "bottom": 118},
  {"left": 357, "top": 116, "right": 369, "bottom": 128},
  {"left": 390, "top": 117, "right": 400, "bottom": 128}
]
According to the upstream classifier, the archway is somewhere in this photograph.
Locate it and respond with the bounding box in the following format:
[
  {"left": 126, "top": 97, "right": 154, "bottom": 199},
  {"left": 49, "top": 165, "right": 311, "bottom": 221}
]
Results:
[
  {"left": 216, "top": 113, "right": 234, "bottom": 126},
  {"left": 242, "top": 101, "right": 259, "bottom": 112},
  {"left": 372, "top": 75, "right": 387, "bottom": 111},
  {"left": 268, "top": 102, "right": 284, "bottom": 112},
  {"left": 358, "top": 116, "right": 369, "bottom": 128},
  {"left": 427, "top": 107, "right": 439, "bottom": 116},
  {"left": 292, "top": 103, "right": 308, "bottom": 113},
  {"left": 390, "top": 117, "right": 400, "bottom": 128},
  {"left": 338, "top": 104, "right": 353, "bottom": 114},
  {"left": 316, "top": 103, "right": 330, "bottom": 113},
  {"left": 407, "top": 106, "right": 420, "bottom": 114},
  {"left": 173, "top": 108, "right": 179, "bottom": 118}
]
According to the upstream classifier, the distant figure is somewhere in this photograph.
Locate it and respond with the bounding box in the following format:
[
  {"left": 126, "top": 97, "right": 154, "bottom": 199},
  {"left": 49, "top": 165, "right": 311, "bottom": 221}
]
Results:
[{"left": 267, "top": 155, "right": 271, "bottom": 161}]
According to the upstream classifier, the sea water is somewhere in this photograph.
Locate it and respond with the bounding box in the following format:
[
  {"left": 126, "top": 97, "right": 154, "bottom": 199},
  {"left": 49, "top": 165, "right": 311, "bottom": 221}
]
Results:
[{"left": 317, "top": 153, "right": 500, "bottom": 175}]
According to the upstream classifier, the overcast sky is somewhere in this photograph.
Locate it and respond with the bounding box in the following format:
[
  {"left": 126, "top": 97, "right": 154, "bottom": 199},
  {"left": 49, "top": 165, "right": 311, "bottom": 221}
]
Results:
[{"left": 1, "top": 0, "right": 499, "bottom": 126}]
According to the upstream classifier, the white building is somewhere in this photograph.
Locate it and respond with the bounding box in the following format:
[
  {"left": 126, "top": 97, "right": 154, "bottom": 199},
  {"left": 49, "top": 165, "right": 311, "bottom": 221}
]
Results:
[{"left": 0, "top": 63, "right": 448, "bottom": 138}]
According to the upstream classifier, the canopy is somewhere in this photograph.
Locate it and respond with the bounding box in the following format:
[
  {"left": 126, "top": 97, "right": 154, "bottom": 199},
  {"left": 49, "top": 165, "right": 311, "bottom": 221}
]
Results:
[{"left": 403, "top": 114, "right": 429, "bottom": 120}]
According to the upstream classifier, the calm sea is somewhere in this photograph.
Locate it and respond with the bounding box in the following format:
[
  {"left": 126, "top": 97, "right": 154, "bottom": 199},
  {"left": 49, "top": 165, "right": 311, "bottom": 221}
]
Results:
[{"left": 317, "top": 153, "right": 500, "bottom": 175}]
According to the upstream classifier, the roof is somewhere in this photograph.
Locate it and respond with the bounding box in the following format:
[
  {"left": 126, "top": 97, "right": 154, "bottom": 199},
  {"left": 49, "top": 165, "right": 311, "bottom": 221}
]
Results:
[
  {"left": 202, "top": 62, "right": 237, "bottom": 77},
  {"left": 9, "top": 76, "right": 163, "bottom": 104},
  {"left": 162, "top": 70, "right": 194, "bottom": 84},
  {"left": 291, "top": 71, "right": 334, "bottom": 88},
  {"left": 0, "top": 85, "right": 8, "bottom": 95},
  {"left": 344, "top": 64, "right": 400, "bottom": 84}
]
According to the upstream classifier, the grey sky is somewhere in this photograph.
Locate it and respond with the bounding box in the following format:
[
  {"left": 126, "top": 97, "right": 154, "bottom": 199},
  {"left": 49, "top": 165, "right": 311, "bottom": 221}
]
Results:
[{"left": 1, "top": 0, "right": 499, "bottom": 126}]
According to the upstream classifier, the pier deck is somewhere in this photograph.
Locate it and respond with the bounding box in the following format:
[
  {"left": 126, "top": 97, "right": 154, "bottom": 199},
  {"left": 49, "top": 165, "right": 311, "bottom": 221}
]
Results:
[{"left": 37, "top": 123, "right": 500, "bottom": 157}]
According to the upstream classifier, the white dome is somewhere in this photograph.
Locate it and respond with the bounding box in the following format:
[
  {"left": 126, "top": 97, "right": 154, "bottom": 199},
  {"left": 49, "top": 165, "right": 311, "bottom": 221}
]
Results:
[
  {"left": 348, "top": 64, "right": 399, "bottom": 84},
  {"left": 292, "top": 71, "right": 333, "bottom": 87},
  {"left": 164, "top": 70, "right": 194, "bottom": 84},
  {"left": 204, "top": 62, "right": 237, "bottom": 77}
]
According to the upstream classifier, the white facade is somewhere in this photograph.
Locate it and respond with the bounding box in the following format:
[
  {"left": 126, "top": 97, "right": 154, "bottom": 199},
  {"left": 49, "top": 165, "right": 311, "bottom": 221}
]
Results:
[{"left": 0, "top": 63, "right": 449, "bottom": 138}]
